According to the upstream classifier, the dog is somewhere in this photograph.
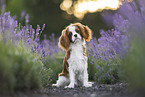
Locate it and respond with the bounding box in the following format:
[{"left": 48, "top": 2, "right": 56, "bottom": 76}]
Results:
[{"left": 52, "top": 23, "right": 92, "bottom": 88}]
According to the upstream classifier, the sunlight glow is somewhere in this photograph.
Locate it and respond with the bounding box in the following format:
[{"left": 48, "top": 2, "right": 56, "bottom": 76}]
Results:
[
  {"left": 60, "top": 0, "right": 72, "bottom": 11},
  {"left": 60, "top": 0, "right": 122, "bottom": 19}
]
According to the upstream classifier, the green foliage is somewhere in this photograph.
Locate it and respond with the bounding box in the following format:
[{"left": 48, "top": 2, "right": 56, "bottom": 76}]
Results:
[
  {"left": 0, "top": 40, "right": 52, "bottom": 92},
  {"left": 42, "top": 51, "right": 65, "bottom": 84},
  {"left": 121, "top": 39, "right": 145, "bottom": 89},
  {"left": 6, "top": 0, "right": 27, "bottom": 17},
  {"left": 0, "top": 42, "right": 15, "bottom": 91},
  {"left": 88, "top": 55, "right": 120, "bottom": 84},
  {"left": 40, "top": 67, "right": 53, "bottom": 87}
]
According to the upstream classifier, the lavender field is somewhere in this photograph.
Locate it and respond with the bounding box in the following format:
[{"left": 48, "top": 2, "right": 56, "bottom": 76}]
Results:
[{"left": 0, "top": 0, "right": 145, "bottom": 96}]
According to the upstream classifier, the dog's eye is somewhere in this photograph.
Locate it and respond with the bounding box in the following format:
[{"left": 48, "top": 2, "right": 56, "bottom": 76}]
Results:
[
  {"left": 69, "top": 32, "right": 72, "bottom": 36},
  {"left": 76, "top": 29, "right": 79, "bottom": 33}
]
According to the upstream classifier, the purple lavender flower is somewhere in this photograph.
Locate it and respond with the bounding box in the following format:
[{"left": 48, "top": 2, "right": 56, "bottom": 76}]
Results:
[
  {"left": 0, "top": 11, "right": 61, "bottom": 63},
  {"left": 1, "top": 0, "right": 5, "bottom": 14},
  {"left": 97, "top": 65, "right": 100, "bottom": 69},
  {"left": 20, "top": 11, "right": 26, "bottom": 21},
  {"left": 25, "top": 14, "right": 29, "bottom": 24}
]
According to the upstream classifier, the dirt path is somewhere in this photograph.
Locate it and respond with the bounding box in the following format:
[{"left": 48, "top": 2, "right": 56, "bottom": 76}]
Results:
[
  {"left": 40, "top": 83, "right": 127, "bottom": 97},
  {"left": 1, "top": 83, "right": 145, "bottom": 97}
]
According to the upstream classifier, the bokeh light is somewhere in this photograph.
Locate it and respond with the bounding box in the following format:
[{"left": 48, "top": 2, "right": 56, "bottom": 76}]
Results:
[{"left": 60, "top": 0, "right": 122, "bottom": 19}]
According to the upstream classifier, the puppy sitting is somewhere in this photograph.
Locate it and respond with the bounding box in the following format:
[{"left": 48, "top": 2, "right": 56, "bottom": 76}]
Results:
[{"left": 53, "top": 23, "right": 92, "bottom": 88}]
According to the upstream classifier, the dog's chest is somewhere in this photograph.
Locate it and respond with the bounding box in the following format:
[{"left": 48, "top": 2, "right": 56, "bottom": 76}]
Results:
[
  {"left": 70, "top": 43, "right": 84, "bottom": 59},
  {"left": 67, "top": 41, "right": 87, "bottom": 71}
]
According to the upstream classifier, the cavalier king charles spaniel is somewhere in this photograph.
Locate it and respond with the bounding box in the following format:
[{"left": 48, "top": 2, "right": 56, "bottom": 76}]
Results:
[{"left": 52, "top": 23, "right": 92, "bottom": 88}]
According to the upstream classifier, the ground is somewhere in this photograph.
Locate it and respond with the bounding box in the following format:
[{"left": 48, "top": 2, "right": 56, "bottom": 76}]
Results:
[{"left": 1, "top": 83, "right": 145, "bottom": 97}]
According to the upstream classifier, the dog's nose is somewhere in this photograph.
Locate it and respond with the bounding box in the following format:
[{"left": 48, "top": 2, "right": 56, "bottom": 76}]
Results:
[{"left": 74, "top": 34, "right": 77, "bottom": 37}]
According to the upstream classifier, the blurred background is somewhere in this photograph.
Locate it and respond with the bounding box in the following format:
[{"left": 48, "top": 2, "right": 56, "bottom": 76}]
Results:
[
  {"left": 1, "top": 0, "right": 145, "bottom": 95},
  {"left": 2, "top": 0, "right": 122, "bottom": 38}
]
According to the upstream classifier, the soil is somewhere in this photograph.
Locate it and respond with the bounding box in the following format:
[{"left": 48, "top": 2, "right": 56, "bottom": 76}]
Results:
[{"left": 1, "top": 83, "right": 145, "bottom": 97}]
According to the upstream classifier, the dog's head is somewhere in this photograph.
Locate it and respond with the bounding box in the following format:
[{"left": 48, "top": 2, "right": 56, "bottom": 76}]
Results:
[{"left": 59, "top": 23, "right": 92, "bottom": 51}]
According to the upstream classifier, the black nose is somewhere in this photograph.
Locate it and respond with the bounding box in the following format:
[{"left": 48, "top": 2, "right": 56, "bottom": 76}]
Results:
[{"left": 74, "top": 34, "right": 77, "bottom": 37}]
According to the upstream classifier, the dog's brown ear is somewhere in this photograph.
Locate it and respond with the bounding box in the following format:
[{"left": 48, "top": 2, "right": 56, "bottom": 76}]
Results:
[
  {"left": 74, "top": 23, "right": 92, "bottom": 42},
  {"left": 83, "top": 25, "right": 92, "bottom": 41},
  {"left": 59, "top": 29, "right": 70, "bottom": 51}
]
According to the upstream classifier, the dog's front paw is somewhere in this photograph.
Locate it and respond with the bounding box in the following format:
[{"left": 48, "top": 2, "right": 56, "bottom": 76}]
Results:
[
  {"left": 65, "top": 83, "right": 74, "bottom": 88},
  {"left": 52, "top": 84, "right": 59, "bottom": 87},
  {"left": 83, "top": 82, "right": 92, "bottom": 87}
]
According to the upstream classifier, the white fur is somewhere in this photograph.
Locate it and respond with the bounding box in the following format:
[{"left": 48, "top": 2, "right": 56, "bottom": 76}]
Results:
[
  {"left": 53, "top": 26, "right": 92, "bottom": 88},
  {"left": 52, "top": 76, "right": 69, "bottom": 87},
  {"left": 66, "top": 39, "right": 91, "bottom": 88},
  {"left": 68, "top": 25, "right": 82, "bottom": 42}
]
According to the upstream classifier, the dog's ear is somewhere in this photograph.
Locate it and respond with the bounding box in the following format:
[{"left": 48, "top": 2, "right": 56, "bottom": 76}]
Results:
[
  {"left": 83, "top": 25, "right": 92, "bottom": 41},
  {"left": 74, "top": 23, "right": 92, "bottom": 42},
  {"left": 59, "top": 29, "right": 70, "bottom": 51}
]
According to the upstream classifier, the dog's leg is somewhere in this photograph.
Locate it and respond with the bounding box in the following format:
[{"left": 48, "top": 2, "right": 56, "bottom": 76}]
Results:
[
  {"left": 65, "top": 68, "right": 75, "bottom": 88},
  {"left": 82, "top": 68, "right": 92, "bottom": 87},
  {"left": 52, "top": 76, "right": 69, "bottom": 87}
]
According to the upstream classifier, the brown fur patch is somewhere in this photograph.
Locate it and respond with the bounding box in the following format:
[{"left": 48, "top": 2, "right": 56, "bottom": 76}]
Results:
[
  {"left": 58, "top": 23, "right": 92, "bottom": 77},
  {"left": 59, "top": 50, "right": 71, "bottom": 77},
  {"left": 58, "top": 28, "right": 70, "bottom": 51},
  {"left": 72, "top": 23, "right": 92, "bottom": 41}
]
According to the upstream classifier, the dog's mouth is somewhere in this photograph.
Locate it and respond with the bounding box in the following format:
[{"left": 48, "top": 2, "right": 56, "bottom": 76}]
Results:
[
  {"left": 75, "top": 38, "right": 80, "bottom": 41},
  {"left": 74, "top": 38, "right": 81, "bottom": 42}
]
